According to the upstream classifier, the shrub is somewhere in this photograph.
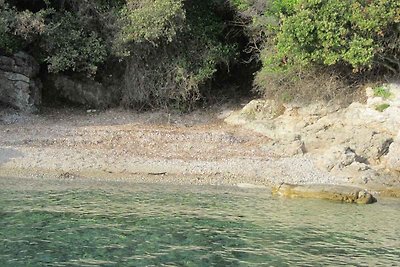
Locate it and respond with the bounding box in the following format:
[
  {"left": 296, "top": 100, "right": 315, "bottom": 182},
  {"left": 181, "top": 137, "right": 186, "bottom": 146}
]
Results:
[
  {"left": 120, "top": 0, "right": 185, "bottom": 45},
  {"left": 265, "top": 0, "right": 400, "bottom": 72},
  {"left": 2, "top": 0, "right": 240, "bottom": 108},
  {"left": 277, "top": 0, "right": 400, "bottom": 70},
  {"left": 1, "top": 1, "right": 113, "bottom": 76},
  {"left": 250, "top": 0, "right": 400, "bottom": 102},
  {"left": 0, "top": 2, "right": 47, "bottom": 54},
  {"left": 42, "top": 12, "right": 107, "bottom": 76},
  {"left": 255, "top": 65, "right": 360, "bottom": 103},
  {"left": 373, "top": 86, "right": 392, "bottom": 99},
  {"left": 375, "top": 103, "right": 390, "bottom": 112},
  {"left": 120, "top": 0, "right": 238, "bottom": 108},
  {"left": 0, "top": 4, "right": 19, "bottom": 54}
]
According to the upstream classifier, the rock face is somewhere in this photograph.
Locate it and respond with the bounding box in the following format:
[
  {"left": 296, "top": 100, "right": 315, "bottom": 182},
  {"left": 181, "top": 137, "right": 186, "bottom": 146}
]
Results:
[
  {"left": 226, "top": 82, "right": 400, "bottom": 188},
  {"left": 272, "top": 183, "right": 377, "bottom": 204},
  {"left": 385, "top": 131, "right": 400, "bottom": 172},
  {"left": 49, "top": 75, "right": 120, "bottom": 108},
  {"left": 0, "top": 52, "right": 41, "bottom": 112}
]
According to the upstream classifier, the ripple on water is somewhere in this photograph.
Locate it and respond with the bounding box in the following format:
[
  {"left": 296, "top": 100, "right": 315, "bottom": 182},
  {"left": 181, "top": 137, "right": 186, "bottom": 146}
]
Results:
[{"left": 0, "top": 177, "right": 399, "bottom": 266}]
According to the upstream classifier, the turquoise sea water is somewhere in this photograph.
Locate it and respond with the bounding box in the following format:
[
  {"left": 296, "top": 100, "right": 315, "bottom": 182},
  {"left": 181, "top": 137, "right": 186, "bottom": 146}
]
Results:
[{"left": 0, "top": 177, "right": 399, "bottom": 266}]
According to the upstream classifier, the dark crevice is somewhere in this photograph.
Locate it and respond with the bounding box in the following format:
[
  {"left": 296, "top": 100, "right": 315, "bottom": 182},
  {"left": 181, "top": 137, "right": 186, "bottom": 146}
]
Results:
[{"left": 199, "top": 5, "right": 261, "bottom": 106}]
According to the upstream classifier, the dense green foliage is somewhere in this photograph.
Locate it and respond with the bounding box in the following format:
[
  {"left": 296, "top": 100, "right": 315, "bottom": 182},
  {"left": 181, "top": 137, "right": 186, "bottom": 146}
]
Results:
[
  {"left": 1, "top": 0, "right": 239, "bottom": 107},
  {"left": 272, "top": 0, "right": 400, "bottom": 72},
  {"left": 43, "top": 12, "right": 107, "bottom": 75},
  {"left": 0, "top": 2, "right": 47, "bottom": 54},
  {"left": 1, "top": 0, "right": 399, "bottom": 107},
  {"left": 234, "top": 0, "right": 399, "bottom": 101},
  {"left": 0, "top": 0, "right": 118, "bottom": 74},
  {"left": 120, "top": 0, "right": 238, "bottom": 107},
  {"left": 120, "top": 0, "right": 185, "bottom": 44}
]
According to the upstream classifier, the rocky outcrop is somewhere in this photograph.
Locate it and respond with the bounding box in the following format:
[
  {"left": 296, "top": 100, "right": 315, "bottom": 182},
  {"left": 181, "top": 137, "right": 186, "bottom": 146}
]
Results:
[
  {"left": 226, "top": 82, "right": 400, "bottom": 188},
  {"left": 48, "top": 75, "right": 120, "bottom": 108},
  {"left": 0, "top": 52, "right": 41, "bottom": 112},
  {"left": 384, "top": 131, "right": 400, "bottom": 172},
  {"left": 272, "top": 183, "right": 377, "bottom": 204}
]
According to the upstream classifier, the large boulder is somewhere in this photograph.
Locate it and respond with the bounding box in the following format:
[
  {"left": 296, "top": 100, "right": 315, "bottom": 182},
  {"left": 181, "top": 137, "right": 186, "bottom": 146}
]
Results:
[
  {"left": 0, "top": 52, "right": 41, "bottom": 112},
  {"left": 48, "top": 75, "right": 120, "bottom": 108}
]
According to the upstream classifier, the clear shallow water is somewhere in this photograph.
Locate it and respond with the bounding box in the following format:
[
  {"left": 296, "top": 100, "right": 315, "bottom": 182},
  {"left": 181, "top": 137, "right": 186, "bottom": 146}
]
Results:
[{"left": 0, "top": 178, "right": 400, "bottom": 266}]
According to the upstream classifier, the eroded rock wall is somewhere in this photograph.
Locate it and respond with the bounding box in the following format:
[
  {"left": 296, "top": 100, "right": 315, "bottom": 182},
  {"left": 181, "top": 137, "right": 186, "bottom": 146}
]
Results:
[
  {"left": 46, "top": 75, "right": 120, "bottom": 108},
  {"left": 225, "top": 82, "right": 400, "bottom": 187},
  {"left": 0, "top": 52, "right": 41, "bottom": 112}
]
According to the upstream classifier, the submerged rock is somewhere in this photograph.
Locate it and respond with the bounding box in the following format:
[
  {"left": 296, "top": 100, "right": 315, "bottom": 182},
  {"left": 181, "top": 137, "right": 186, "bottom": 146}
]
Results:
[{"left": 272, "top": 183, "right": 377, "bottom": 204}]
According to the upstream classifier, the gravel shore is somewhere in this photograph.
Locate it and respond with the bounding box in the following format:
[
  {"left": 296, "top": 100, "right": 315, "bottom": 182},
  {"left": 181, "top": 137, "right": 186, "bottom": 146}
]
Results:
[{"left": 0, "top": 107, "right": 392, "bottom": 192}]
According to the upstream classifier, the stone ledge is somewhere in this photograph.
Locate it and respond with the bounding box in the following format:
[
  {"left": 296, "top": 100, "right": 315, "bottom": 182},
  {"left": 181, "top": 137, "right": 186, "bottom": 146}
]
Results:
[{"left": 272, "top": 183, "right": 377, "bottom": 204}]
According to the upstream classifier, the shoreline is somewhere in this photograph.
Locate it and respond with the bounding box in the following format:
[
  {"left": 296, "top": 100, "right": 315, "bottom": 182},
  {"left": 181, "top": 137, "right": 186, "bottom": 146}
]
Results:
[
  {"left": 1, "top": 106, "right": 400, "bottom": 200},
  {"left": 1, "top": 165, "right": 399, "bottom": 199}
]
